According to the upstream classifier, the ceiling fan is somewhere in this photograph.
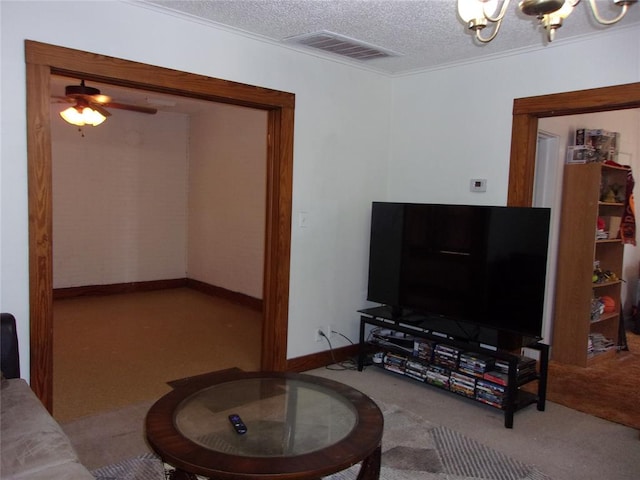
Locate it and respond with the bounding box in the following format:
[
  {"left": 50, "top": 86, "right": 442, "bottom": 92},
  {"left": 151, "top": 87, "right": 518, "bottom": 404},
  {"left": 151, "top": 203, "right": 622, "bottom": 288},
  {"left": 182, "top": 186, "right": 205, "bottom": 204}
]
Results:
[{"left": 53, "top": 80, "right": 158, "bottom": 126}]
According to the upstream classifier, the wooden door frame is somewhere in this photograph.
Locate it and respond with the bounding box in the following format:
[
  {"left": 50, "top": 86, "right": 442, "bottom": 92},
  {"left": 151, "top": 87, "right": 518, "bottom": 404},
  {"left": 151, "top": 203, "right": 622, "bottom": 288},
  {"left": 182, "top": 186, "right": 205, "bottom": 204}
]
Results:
[
  {"left": 26, "top": 40, "right": 294, "bottom": 411},
  {"left": 507, "top": 82, "right": 640, "bottom": 207}
]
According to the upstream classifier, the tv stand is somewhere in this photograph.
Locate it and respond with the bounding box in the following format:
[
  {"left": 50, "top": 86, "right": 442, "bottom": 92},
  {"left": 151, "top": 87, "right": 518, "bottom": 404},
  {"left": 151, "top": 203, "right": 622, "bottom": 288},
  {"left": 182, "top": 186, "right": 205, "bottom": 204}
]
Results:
[{"left": 357, "top": 307, "right": 549, "bottom": 428}]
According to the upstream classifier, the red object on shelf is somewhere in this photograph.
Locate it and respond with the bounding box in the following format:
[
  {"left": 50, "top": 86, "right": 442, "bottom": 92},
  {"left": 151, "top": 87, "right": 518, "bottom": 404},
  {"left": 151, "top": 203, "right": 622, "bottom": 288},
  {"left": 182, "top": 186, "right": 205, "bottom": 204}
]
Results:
[{"left": 601, "top": 295, "right": 616, "bottom": 313}]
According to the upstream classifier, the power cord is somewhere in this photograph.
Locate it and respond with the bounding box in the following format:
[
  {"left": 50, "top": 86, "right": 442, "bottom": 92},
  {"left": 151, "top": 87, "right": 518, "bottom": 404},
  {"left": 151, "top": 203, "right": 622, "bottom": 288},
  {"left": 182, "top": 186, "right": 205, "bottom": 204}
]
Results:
[{"left": 319, "top": 329, "right": 358, "bottom": 371}]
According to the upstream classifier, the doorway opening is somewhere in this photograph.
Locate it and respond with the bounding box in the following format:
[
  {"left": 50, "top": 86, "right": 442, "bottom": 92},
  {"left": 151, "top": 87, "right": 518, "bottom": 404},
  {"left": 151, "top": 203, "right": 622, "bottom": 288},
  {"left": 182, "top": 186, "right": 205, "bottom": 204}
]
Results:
[{"left": 26, "top": 40, "right": 295, "bottom": 411}]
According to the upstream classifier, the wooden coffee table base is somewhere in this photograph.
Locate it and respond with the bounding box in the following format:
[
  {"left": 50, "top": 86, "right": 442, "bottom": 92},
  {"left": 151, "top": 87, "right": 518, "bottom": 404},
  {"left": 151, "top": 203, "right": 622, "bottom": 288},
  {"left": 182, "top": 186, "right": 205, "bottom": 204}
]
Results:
[{"left": 164, "top": 445, "right": 381, "bottom": 480}]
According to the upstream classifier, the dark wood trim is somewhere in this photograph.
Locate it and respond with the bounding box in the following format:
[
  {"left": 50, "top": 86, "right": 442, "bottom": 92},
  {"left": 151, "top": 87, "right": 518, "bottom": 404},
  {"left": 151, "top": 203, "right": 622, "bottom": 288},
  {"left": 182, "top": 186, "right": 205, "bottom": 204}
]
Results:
[
  {"left": 53, "top": 279, "right": 188, "bottom": 299},
  {"left": 186, "top": 279, "right": 262, "bottom": 312},
  {"left": 25, "top": 41, "right": 295, "bottom": 110},
  {"left": 26, "top": 40, "right": 294, "bottom": 411},
  {"left": 27, "top": 62, "right": 54, "bottom": 409},
  {"left": 286, "top": 344, "right": 361, "bottom": 372},
  {"left": 262, "top": 102, "right": 294, "bottom": 371},
  {"left": 512, "top": 82, "right": 640, "bottom": 117},
  {"left": 507, "top": 82, "right": 640, "bottom": 207}
]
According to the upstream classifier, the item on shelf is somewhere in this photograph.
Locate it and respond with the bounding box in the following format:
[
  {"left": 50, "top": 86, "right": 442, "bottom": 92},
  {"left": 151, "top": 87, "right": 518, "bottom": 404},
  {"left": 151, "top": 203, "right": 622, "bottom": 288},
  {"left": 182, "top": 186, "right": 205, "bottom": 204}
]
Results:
[
  {"left": 476, "top": 379, "right": 507, "bottom": 408},
  {"left": 382, "top": 352, "right": 407, "bottom": 375},
  {"left": 405, "top": 360, "right": 429, "bottom": 381},
  {"left": 426, "top": 364, "right": 451, "bottom": 390},
  {"left": 483, "top": 370, "right": 509, "bottom": 386},
  {"left": 371, "top": 327, "right": 414, "bottom": 352},
  {"left": 600, "top": 183, "right": 625, "bottom": 203},
  {"left": 450, "top": 371, "right": 476, "bottom": 398},
  {"left": 494, "top": 356, "right": 537, "bottom": 382},
  {"left": 598, "top": 216, "right": 622, "bottom": 240},
  {"left": 600, "top": 295, "right": 616, "bottom": 313},
  {"left": 575, "top": 128, "right": 619, "bottom": 162},
  {"left": 566, "top": 145, "right": 596, "bottom": 164},
  {"left": 591, "top": 296, "right": 605, "bottom": 322},
  {"left": 458, "top": 352, "right": 495, "bottom": 378},
  {"left": 592, "top": 266, "right": 618, "bottom": 284},
  {"left": 413, "top": 338, "right": 435, "bottom": 361},
  {"left": 588, "top": 333, "right": 616, "bottom": 354},
  {"left": 433, "top": 344, "right": 462, "bottom": 370}
]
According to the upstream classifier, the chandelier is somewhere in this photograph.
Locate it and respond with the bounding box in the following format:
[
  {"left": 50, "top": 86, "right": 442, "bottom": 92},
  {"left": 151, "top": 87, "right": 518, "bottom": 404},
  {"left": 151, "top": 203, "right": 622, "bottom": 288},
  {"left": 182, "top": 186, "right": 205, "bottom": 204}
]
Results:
[{"left": 457, "top": 0, "right": 638, "bottom": 43}]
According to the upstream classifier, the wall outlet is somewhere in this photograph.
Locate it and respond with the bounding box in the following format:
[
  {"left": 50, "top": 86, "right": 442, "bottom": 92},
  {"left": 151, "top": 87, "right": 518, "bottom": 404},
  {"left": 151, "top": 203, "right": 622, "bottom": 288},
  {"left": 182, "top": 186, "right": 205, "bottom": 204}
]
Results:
[
  {"left": 314, "top": 327, "right": 325, "bottom": 342},
  {"left": 326, "top": 324, "right": 335, "bottom": 339}
]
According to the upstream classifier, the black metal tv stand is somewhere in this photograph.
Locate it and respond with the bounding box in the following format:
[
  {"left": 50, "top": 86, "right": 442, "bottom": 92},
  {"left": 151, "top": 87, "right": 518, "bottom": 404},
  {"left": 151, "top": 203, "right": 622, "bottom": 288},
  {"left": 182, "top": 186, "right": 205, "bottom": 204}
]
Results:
[{"left": 357, "top": 306, "right": 549, "bottom": 428}]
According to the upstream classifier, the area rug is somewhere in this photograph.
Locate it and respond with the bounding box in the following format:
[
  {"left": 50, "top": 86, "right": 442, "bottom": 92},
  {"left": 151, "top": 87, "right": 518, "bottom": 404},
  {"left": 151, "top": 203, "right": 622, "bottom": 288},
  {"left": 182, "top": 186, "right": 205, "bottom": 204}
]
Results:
[{"left": 92, "top": 403, "right": 550, "bottom": 480}]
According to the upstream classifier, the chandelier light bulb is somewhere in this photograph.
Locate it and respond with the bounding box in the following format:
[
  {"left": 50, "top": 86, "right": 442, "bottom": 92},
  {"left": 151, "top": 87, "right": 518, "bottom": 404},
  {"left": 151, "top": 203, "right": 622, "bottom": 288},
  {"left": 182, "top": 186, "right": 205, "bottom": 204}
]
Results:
[
  {"left": 458, "top": 0, "right": 487, "bottom": 22},
  {"left": 458, "top": 0, "right": 501, "bottom": 23},
  {"left": 459, "top": 0, "right": 637, "bottom": 43}
]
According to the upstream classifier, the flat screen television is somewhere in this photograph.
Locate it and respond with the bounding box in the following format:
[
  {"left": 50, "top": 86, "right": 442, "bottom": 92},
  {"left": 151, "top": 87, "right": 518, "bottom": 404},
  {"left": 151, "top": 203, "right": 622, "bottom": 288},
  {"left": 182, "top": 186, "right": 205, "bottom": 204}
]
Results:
[{"left": 366, "top": 202, "right": 551, "bottom": 345}]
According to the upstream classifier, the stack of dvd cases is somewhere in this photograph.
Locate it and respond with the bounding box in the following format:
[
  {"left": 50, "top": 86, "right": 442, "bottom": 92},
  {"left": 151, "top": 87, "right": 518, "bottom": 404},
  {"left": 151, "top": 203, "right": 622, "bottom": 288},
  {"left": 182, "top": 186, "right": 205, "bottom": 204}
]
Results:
[
  {"left": 476, "top": 379, "right": 506, "bottom": 407},
  {"left": 450, "top": 371, "right": 476, "bottom": 398},
  {"left": 493, "top": 355, "right": 537, "bottom": 383},
  {"left": 426, "top": 364, "right": 450, "bottom": 389},
  {"left": 382, "top": 352, "right": 407, "bottom": 375},
  {"left": 458, "top": 352, "right": 495, "bottom": 378},
  {"left": 405, "top": 360, "right": 430, "bottom": 381},
  {"left": 482, "top": 370, "right": 509, "bottom": 386},
  {"left": 433, "top": 344, "right": 462, "bottom": 369}
]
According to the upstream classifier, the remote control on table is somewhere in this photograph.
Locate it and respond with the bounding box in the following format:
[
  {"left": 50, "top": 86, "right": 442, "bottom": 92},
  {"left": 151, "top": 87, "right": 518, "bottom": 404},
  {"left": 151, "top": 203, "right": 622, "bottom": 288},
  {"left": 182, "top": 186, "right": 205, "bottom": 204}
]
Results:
[{"left": 228, "top": 414, "right": 247, "bottom": 434}]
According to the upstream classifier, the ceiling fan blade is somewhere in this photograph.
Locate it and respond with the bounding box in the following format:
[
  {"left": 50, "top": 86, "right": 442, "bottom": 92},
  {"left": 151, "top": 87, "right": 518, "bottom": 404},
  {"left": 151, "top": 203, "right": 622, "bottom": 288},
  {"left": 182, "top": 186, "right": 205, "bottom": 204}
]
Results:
[
  {"left": 91, "top": 93, "right": 112, "bottom": 104},
  {"left": 52, "top": 95, "right": 74, "bottom": 104},
  {"left": 102, "top": 102, "right": 158, "bottom": 115},
  {"left": 88, "top": 102, "right": 112, "bottom": 118}
]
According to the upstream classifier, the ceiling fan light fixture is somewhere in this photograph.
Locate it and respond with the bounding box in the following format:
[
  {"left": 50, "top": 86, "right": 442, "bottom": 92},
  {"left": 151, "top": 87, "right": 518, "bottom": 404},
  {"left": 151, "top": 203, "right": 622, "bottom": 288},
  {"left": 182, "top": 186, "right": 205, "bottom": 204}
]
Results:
[
  {"left": 458, "top": 0, "right": 637, "bottom": 43},
  {"left": 60, "top": 104, "right": 107, "bottom": 127}
]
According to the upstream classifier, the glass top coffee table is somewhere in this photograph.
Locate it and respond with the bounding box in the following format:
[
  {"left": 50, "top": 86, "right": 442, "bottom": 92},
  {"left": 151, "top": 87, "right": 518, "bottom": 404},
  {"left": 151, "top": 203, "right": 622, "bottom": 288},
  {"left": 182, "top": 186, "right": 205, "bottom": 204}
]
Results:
[{"left": 145, "top": 370, "right": 384, "bottom": 479}]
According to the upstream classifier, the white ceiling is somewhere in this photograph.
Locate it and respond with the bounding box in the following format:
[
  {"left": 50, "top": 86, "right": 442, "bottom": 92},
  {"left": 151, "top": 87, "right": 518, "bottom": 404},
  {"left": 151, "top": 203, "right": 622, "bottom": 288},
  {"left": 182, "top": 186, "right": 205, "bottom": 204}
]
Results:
[{"left": 137, "top": 0, "right": 640, "bottom": 75}]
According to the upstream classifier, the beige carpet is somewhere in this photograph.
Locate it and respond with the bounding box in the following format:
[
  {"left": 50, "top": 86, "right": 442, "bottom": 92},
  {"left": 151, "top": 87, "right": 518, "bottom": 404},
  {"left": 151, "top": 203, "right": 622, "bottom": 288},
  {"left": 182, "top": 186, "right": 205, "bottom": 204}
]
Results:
[
  {"left": 53, "top": 288, "right": 262, "bottom": 422},
  {"left": 62, "top": 366, "right": 640, "bottom": 480},
  {"left": 90, "top": 403, "right": 552, "bottom": 480}
]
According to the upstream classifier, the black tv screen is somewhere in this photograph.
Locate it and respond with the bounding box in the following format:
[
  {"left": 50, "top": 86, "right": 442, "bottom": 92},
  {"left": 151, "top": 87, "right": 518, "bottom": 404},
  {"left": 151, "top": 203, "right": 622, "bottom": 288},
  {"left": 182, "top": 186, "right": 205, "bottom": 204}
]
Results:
[{"left": 367, "top": 202, "right": 550, "bottom": 341}]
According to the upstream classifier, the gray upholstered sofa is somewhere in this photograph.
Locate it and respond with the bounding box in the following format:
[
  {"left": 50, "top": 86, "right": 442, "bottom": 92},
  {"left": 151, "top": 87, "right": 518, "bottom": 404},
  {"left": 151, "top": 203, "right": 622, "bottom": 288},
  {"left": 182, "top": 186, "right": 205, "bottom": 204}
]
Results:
[{"left": 0, "top": 313, "right": 94, "bottom": 479}]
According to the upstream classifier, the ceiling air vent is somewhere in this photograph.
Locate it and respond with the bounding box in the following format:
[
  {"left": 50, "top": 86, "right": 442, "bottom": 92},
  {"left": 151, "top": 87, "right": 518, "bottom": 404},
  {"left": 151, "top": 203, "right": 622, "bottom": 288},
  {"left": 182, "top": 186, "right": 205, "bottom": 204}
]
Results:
[{"left": 284, "top": 30, "right": 402, "bottom": 61}]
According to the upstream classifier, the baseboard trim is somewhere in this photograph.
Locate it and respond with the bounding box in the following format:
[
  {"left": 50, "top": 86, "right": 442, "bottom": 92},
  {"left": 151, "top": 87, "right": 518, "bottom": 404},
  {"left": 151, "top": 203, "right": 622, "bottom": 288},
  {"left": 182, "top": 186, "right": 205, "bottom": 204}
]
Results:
[
  {"left": 186, "top": 279, "right": 262, "bottom": 312},
  {"left": 53, "top": 279, "right": 187, "bottom": 299},
  {"left": 53, "top": 278, "right": 264, "bottom": 312},
  {"left": 286, "top": 344, "right": 361, "bottom": 372}
]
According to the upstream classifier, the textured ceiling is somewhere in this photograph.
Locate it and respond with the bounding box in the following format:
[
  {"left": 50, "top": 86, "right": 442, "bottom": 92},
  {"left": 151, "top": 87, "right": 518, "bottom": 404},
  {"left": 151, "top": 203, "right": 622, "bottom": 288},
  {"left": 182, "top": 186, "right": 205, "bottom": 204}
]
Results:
[{"left": 138, "top": 0, "right": 640, "bottom": 75}]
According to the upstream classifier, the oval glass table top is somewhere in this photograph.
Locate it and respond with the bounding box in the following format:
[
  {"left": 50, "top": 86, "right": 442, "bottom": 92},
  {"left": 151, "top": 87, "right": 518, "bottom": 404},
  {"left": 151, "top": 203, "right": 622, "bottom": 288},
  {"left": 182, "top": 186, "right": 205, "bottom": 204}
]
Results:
[{"left": 174, "top": 376, "right": 357, "bottom": 457}]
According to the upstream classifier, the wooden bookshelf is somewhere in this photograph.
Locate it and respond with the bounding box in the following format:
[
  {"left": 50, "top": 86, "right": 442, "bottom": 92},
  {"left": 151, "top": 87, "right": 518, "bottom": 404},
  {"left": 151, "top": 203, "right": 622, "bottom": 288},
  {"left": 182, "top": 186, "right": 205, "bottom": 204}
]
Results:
[{"left": 552, "top": 163, "right": 626, "bottom": 367}]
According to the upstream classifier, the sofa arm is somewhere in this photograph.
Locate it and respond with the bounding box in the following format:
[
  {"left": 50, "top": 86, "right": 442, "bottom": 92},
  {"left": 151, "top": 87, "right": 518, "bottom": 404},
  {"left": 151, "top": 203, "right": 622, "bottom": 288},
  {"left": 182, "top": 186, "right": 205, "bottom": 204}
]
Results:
[
  {"left": 1, "top": 379, "right": 94, "bottom": 479},
  {"left": 1, "top": 313, "right": 20, "bottom": 379}
]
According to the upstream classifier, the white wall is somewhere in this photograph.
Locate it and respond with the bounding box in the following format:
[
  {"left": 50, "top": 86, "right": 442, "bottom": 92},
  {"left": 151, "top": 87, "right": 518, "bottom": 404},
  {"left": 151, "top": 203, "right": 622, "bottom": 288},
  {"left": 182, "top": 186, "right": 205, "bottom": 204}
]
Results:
[
  {"left": 388, "top": 27, "right": 640, "bottom": 205},
  {"left": 51, "top": 108, "right": 189, "bottom": 287},
  {"left": 187, "top": 104, "right": 267, "bottom": 299},
  {"left": 0, "top": 0, "right": 391, "bottom": 378}
]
